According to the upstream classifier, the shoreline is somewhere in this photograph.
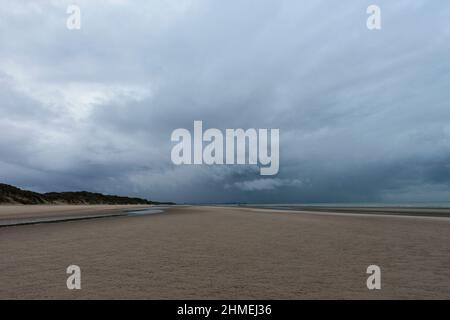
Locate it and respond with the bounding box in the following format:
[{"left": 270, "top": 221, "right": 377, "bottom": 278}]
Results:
[
  {"left": 218, "top": 205, "right": 450, "bottom": 219},
  {"left": 2, "top": 204, "right": 450, "bottom": 228},
  {"left": 0, "top": 205, "right": 170, "bottom": 228}
]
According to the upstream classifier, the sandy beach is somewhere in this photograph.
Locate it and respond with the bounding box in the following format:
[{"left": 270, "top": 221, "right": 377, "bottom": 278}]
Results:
[
  {"left": 0, "top": 205, "right": 449, "bottom": 299},
  {"left": 0, "top": 205, "right": 151, "bottom": 221}
]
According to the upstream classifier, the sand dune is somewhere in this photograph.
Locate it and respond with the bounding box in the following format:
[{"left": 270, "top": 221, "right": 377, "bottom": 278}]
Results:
[{"left": 0, "top": 205, "right": 449, "bottom": 299}]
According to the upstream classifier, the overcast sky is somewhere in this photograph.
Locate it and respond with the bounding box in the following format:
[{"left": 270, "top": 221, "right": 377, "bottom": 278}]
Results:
[{"left": 1, "top": 0, "right": 450, "bottom": 203}]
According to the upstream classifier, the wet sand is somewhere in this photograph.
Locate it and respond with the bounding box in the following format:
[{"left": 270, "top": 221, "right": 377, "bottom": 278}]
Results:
[
  {"left": 0, "top": 205, "right": 449, "bottom": 299},
  {"left": 0, "top": 205, "right": 152, "bottom": 227},
  {"left": 0, "top": 205, "right": 150, "bottom": 220}
]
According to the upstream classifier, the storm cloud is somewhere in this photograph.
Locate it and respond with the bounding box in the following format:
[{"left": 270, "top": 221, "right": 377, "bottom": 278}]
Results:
[{"left": 1, "top": 0, "right": 450, "bottom": 203}]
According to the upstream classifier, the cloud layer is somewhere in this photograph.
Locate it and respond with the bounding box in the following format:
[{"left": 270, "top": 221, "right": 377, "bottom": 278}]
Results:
[{"left": 1, "top": 0, "right": 450, "bottom": 203}]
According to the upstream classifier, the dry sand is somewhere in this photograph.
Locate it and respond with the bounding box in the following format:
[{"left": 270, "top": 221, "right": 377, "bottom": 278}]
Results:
[{"left": 0, "top": 205, "right": 449, "bottom": 299}]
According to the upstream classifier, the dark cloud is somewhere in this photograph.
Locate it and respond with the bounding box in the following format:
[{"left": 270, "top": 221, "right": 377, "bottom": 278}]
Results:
[{"left": 1, "top": 0, "right": 450, "bottom": 203}]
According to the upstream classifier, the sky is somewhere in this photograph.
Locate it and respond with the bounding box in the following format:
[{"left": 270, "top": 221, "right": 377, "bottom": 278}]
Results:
[{"left": 1, "top": 0, "right": 450, "bottom": 203}]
